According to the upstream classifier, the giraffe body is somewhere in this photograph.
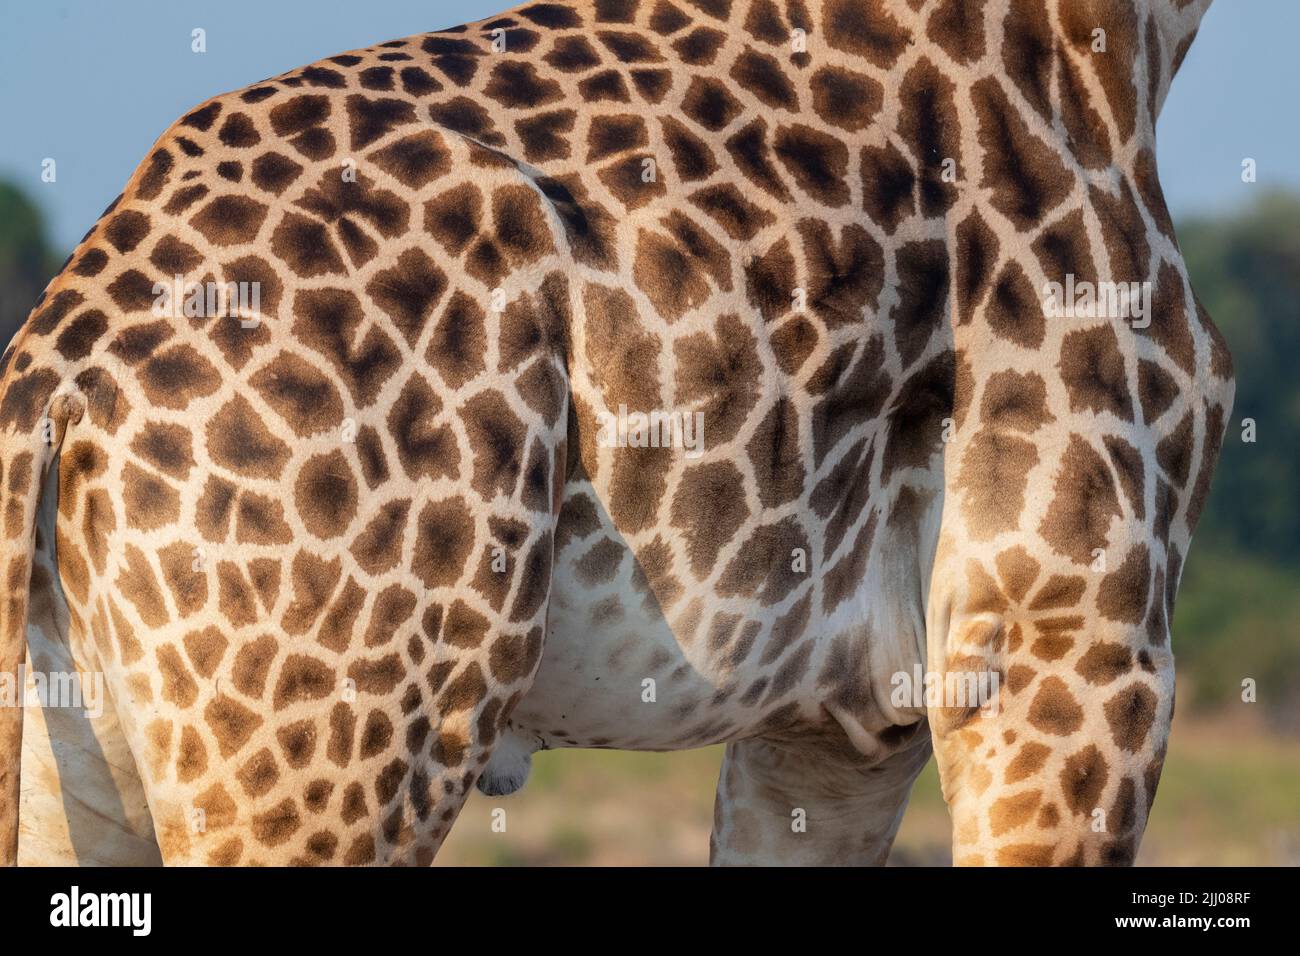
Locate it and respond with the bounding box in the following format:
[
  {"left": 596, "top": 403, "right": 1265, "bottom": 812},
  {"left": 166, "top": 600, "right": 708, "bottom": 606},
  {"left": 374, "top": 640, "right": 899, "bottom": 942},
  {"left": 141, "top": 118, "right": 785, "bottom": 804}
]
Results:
[{"left": 1, "top": 0, "right": 1232, "bottom": 866}]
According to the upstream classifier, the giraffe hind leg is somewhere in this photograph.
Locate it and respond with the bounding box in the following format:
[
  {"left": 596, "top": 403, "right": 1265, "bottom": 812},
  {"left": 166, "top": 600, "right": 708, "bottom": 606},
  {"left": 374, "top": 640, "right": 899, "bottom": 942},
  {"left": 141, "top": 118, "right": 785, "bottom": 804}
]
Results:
[
  {"left": 710, "top": 732, "right": 931, "bottom": 866},
  {"left": 20, "top": 458, "right": 160, "bottom": 866},
  {"left": 99, "top": 364, "right": 567, "bottom": 865},
  {"left": 7, "top": 85, "right": 575, "bottom": 865},
  {"left": 93, "top": 454, "right": 560, "bottom": 867},
  {"left": 38, "top": 255, "right": 569, "bottom": 865}
]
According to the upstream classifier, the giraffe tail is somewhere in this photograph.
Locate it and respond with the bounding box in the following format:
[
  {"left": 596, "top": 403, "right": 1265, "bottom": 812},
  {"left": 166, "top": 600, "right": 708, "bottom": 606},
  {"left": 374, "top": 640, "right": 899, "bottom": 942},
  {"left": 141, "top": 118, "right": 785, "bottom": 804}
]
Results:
[{"left": 0, "top": 341, "right": 82, "bottom": 865}]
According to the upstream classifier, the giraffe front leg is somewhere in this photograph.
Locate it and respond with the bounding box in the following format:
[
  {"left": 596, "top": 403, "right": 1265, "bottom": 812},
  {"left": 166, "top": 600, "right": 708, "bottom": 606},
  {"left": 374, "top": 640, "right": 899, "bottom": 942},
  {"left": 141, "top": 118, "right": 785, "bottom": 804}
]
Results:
[
  {"left": 928, "top": 351, "right": 1229, "bottom": 865},
  {"left": 710, "top": 735, "right": 930, "bottom": 866},
  {"left": 926, "top": 581, "right": 1175, "bottom": 866},
  {"left": 926, "top": 411, "right": 1187, "bottom": 864},
  {"left": 928, "top": 147, "right": 1233, "bottom": 860}
]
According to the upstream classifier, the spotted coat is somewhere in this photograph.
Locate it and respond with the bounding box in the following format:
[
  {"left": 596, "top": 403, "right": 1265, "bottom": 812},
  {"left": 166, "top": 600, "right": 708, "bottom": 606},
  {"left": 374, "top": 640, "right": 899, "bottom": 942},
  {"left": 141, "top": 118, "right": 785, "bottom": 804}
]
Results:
[{"left": 1, "top": 0, "right": 1232, "bottom": 866}]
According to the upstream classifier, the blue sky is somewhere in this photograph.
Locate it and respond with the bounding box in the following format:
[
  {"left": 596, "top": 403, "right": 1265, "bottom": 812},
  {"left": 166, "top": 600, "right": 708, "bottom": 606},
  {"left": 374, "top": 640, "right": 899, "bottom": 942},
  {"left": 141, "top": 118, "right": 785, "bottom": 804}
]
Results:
[{"left": 2, "top": 0, "right": 1296, "bottom": 252}]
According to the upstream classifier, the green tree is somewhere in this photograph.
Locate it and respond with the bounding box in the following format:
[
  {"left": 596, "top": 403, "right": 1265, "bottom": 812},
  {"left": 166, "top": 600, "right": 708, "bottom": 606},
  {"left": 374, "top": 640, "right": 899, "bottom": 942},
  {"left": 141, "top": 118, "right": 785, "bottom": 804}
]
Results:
[
  {"left": 0, "top": 181, "right": 63, "bottom": 348},
  {"left": 1179, "top": 191, "right": 1300, "bottom": 564},
  {"left": 1171, "top": 192, "right": 1300, "bottom": 725}
]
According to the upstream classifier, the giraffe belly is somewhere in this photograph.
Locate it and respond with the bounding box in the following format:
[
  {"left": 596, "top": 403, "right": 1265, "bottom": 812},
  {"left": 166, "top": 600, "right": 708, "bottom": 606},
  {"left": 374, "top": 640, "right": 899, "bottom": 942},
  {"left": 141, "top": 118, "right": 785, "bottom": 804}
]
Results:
[
  {"left": 509, "top": 564, "right": 928, "bottom": 755},
  {"left": 512, "top": 568, "right": 731, "bottom": 751},
  {"left": 506, "top": 476, "right": 944, "bottom": 756}
]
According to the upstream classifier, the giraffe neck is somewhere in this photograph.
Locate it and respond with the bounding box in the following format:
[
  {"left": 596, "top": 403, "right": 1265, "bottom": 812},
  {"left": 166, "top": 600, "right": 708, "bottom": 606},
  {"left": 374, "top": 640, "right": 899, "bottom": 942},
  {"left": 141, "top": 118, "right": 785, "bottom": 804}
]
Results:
[{"left": 1059, "top": 0, "right": 1212, "bottom": 125}]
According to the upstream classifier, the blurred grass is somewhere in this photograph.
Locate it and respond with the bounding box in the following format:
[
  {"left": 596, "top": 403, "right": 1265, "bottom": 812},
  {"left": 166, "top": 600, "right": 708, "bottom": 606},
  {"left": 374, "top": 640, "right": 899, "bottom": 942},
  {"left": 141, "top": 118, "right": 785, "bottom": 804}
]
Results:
[{"left": 437, "top": 716, "right": 1300, "bottom": 866}]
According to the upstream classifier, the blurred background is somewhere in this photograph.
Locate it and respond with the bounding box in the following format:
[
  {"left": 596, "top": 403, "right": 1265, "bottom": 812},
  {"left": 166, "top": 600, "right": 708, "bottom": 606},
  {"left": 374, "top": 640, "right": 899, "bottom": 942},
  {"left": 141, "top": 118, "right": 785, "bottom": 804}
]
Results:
[{"left": 1, "top": 1, "right": 1296, "bottom": 864}]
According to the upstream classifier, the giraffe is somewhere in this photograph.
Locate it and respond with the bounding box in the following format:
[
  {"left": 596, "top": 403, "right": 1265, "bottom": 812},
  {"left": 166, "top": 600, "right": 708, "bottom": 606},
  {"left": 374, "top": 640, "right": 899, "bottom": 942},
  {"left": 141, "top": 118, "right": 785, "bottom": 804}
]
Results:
[{"left": 0, "top": 0, "right": 1233, "bottom": 867}]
